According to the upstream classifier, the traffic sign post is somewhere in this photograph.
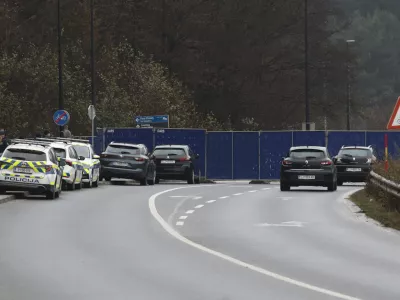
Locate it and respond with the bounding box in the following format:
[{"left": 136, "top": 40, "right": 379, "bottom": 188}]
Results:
[
  {"left": 387, "top": 96, "right": 400, "bottom": 130},
  {"left": 88, "top": 105, "right": 96, "bottom": 147},
  {"left": 134, "top": 115, "right": 169, "bottom": 128}
]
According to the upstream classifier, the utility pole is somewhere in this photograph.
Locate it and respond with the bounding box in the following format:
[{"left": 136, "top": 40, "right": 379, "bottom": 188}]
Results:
[
  {"left": 304, "top": 0, "right": 310, "bottom": 130},
  {"left": 346, "top": 39, "right": 355, "bottom": 131},
  {"left": 90, "top": 0, "right": 96, "bottom": 130},
  {"left": 57, "top": 0, "right": 64, "bottom": 137}
]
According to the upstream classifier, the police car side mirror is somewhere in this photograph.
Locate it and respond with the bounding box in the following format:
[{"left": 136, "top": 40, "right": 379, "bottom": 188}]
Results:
[
  {"left": 93, "top": 154, "right": 100, "bottom": 159},
  {"left": 59, "top": 158, "right": 66, "bottom": 167},
  {"left": 78, "top": 156, "right": 85, "bottom": 161}
]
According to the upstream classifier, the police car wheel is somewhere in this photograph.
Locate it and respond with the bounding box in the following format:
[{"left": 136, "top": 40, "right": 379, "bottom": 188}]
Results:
[{"left": 46, "top": 189, "right": 56, "bottom": 200}]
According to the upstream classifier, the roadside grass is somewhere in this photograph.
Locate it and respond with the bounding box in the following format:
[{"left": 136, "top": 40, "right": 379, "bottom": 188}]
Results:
[
  {"left": 373, "top": 159, "right": 400, "bottom": 182},
  {"left": 350, "top": 188, "right": 400, "bottom": 230}
]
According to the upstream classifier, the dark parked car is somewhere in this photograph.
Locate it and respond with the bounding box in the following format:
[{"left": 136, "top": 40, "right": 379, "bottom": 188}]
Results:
[
  {"left": 280, "top": 146, "right": 337, "bottom": 192},
  {"left": 333, "top": 145, "right": 376, "bottom": 185},
  {"left": 99, "top": 142, "right": 156, "bottom": 185},
  {"left": 151, "top": 145, "right": 199, "bottom": 184}
]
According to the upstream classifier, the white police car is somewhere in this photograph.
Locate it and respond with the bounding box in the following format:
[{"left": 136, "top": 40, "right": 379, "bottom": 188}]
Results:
[
  {"left": 46, "top": 141, "right": 85, "bottom": 190},
  {"left": 0, "top": 140, "right": 63, "bottom": 199},
  {"left": 66, "top": 139, "right": 100, "bottom": 188}
]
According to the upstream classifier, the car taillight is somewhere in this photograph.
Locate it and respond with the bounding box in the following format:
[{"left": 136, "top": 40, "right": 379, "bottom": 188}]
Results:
[
  {"left": 321, "top": 160, "right": 332, "bottom": 166},
  {"left": 135, "top": 157, "right": 145, "bottom": 161},
  {"left": 179, "top": 157, "right": 190, "bottom": 161},
  {"left": 45, "top": 165, "right": 53, "bottom": 172},
  {"left": 282, "top": 160, "right": 292, "bottom": 166},
  {"left": 66, "top": 160, "right": 73, "bottom": 166}
]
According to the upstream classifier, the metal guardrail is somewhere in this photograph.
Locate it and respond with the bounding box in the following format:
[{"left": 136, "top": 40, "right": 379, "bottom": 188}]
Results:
[{"left": 369, "top": 171, "right": 400, "bottom": 198}]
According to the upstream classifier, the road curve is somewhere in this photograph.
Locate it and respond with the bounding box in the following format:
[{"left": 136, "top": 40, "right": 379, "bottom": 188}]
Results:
[{"left": 0, "top": 182, "right": 398, "bottom": 300}]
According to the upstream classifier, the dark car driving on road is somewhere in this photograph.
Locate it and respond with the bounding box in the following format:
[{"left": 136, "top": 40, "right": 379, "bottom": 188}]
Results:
[
  {"left": 99, "top": 142, "right": 156, "bottom": 186},
  {"left": 280, "top": 146, "right": 337, "bottom": 192},
  {"left": 333, "top": 145, "right": 376, "bottom": 185},
  {"left": 152, "top": 145, "right": 199, "bottom": 184}
]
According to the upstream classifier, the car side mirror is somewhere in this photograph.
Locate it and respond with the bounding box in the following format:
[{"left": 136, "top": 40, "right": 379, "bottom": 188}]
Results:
[
  {"left": 93, "top": 154, "right": 100, "bottom": 159},
  {"left": 58, "top": 158, "right": 66, "bottom": 167},
  {"left": 78, "top": 156, "right": 85, "bottom": 160}
]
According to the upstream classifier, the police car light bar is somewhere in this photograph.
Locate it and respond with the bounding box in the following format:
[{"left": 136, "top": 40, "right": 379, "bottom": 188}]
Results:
[
  {"left": 55, "top": 137, "right": 91, "bottom": 144},
  {"left": 35, "top": 138, "right": 69, "bottom": 144},
  {"left": 11, "top": 139, "right": 52, "bottom": 147}
]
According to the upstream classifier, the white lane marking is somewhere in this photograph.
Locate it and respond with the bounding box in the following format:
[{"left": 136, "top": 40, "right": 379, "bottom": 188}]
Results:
[
  {"left": 219, "top": 196, "right": 229, "bottom": 199},
  {"left": 262, "top": 187, "right": 271, "bottom": 190},
  {"left": 248, "top": 190, "right": 258, "bottom": 193},
  {"left": 278, "top": 197, "right": 293, "bottom": 201},
  {"left": 169, "top": 196, "right": 193, "bottom": 198},
  {"left": 194, "top": 204, "right": 204, "bottom": 209},
  {"left": 255, "top": 221, "right": 306, "bottom": 228},
  {"left": 193, "top": 196, "right": 203, "bottom": 200},
  {"left": 179, "top": 216, "right": 188, "bottom": 220},
  {"left": 176, "top": 221, "right": 184, "bottom": 226},
  {"left": 206, "top": 200, "right": 216, "bottom": 203},
  {"left": 149, "top": 187, "right": 362, "bottom": 300},
  {"left": 233, "top": 193, "right": 243, "bottom": 196},
  {"left": 186, "top": 210, "right": 195, "bottom": 214}
]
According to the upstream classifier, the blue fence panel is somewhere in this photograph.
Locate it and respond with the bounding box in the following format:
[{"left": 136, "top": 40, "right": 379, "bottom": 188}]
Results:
[
  {"left": 155, "top": 129, "right": 206, "bottom": 176},
  {"left": 104, "top": 128, "right": 154, "bottom": 151},
  {"left": 327, "top": 131, "right": 366, "bottom": 157},
  {"left": 260, "top": 132, "right": 292, "bottom": 179},
  {"left": 366, "top": 132, "right": 400, "bottom": 159},
  {"left": 293, "top": 131, "right": 325, "bottom": 147},
  {"left": 206, "top": 132, "right": 233, "bottom": 179},
  {"left": 233, "top": 132, "right": 259, "bottom": 179}
]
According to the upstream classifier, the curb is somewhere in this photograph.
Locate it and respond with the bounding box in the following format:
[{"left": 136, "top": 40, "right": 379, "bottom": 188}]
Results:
[{"left": 0, "top": 195, "right": 16, "bottom": 204}]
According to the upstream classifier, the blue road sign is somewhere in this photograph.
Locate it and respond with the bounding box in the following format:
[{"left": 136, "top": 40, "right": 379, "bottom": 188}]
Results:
[
  {"left": 53, "top": 110, "right": 70, "bottom": 126},
  {"left": 135, "top": 115, "right": 169, "bottom": 128}
]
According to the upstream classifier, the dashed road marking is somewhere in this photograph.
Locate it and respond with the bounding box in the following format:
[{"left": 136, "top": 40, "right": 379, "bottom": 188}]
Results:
[
  {"left": 194, "top": 204, "right": 204, "bottom": 209},
  {"left": 233, "top": 193, "right": 243, "bottom": 196},
  {"left": 176, "top": 221, "right": 184, "bottom": 226},
  {"left": 150, "top": 187, "right": 362, "bottom": 300},
  {"left": 206, "top": 200, "right": 216, "bottom": 203},
  {"left": 248, "top": 190, "right": 258, "bottom": 193},
  {"left": 179, "top": 216, "right": 188, "bottom": 220},
  {"left": 186, "top": 210, "right": 195, "bottom": 214},
  {"left": 262, "top": 188, "right": 271, "bottom": 190},
  {"left": 193, "top": 196, "right": 203, "bottom": 200},
  {"left": 219, "top": 196, "right": 229, "bottom": 199}
]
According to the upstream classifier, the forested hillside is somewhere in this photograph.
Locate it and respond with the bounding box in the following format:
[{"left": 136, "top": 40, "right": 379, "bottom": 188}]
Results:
[
  {"left": 0, "top": 0, "right": 395, "bottom": 135},
  {"left": 335, "top": 0, "right": 400, "bottom": 129}
]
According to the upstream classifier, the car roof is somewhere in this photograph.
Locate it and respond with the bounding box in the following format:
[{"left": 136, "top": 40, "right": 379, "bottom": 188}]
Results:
[
  {"left": 71, "top": 142, "right": 90, "bottom": 147},
  {"left": 7, "top": 143, "right": 48, "bottom": 152},
  {"left": 154, "top": 144, "right": 189, "bottom": 149},
  {"left": 50, "top": 142, "right": 71, "bottom": 149},
  {"left": 341, "top": 146, "right": 372, "bottom": 150},
  {"left": 109, "top": 142, "right": 145, "bottom": 148},
  {"left": 290, "top": 146, "right": 327, "bottom": 151}
]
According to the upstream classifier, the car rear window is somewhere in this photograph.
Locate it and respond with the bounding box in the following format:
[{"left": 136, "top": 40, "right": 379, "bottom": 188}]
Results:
[
  {"left": 73, "top": 145, "right": 90, "bottom": 158},
  {"left": 106, "top": 145, "right": 140, "bottom": 155},
  {"left": 339, "top": 149, "right": 372, "bottom": 157},
  {"left": 53, "top": 148, "right": 66, "bottom": 158},
  {"left": 2, "top": 148, "right": 47, "bottom": 161},
  {"left": 290, "top": 149, "right": 326, "bottom": 159},
  {"left": 153, "top": 148, "right": 186, "bottom": 156}
]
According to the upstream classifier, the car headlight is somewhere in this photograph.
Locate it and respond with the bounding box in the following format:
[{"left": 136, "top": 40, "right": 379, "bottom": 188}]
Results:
[{"left": 367, "top": 158, "right": 372, "bottom": 164}]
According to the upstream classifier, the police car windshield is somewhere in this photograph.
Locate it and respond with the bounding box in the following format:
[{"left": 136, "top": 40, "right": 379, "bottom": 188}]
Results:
[
  {"left": 290, "top": 149, "right": 325, "bottom": 159},
  {"left": 73, "top": 145, "right": 90, "bottom": 158},
  {"left": 153, "top": 148, "right": 186, "bottom": 156},
  {"left": 53, "top": 148, "right": 66, "bottom": 158},
  {"left": 339, "top": 149, "right": 371, "bottom": 157},
  {"left": 3, "top": 149, "right": 47, "bottom": 161},
  {"left": 106, "top": 145, "right": 140, "bottom": 155}
]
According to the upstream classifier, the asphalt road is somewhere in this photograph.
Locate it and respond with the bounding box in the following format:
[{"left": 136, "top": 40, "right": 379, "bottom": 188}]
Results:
[{"left": 0, "top": 182, "right": 399, "bottom": 300}]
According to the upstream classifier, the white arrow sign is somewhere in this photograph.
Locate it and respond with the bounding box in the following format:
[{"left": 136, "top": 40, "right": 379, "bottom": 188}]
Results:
[{"left": 255, "top": 221, "right": 306, "bottom": 228}]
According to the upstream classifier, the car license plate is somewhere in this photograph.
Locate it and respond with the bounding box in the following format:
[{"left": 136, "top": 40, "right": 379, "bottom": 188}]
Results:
[
  {"left": 113, "top": 162, "right": 129, "bottom": 167},
  {"left": 346, "top": 168, "right": 362, "bottom": 172},
  {"left": 14, "top": 167, "right": 32, "bottom": 174},
  {"left": 161, "top": 160, "right": 175, "bottom": 164},
  {"left": 298, "top": 175, "right": 315, "bottom": 180}
]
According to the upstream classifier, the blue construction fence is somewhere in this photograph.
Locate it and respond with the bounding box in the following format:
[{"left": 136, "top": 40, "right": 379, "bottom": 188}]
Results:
[{"left": 89, "top": 128, "right": 400, "bottom": 180}]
